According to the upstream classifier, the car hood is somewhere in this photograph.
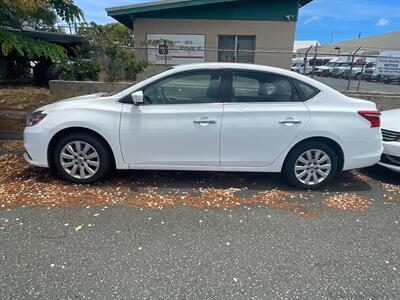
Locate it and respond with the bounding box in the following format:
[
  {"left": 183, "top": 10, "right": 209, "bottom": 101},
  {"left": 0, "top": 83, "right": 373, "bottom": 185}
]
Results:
[
  {"left": 381, "top": 109, "right": 400, "bottom": 132},
  {"left": 36, "top": 93, "right": 105, "bottom": 112}
]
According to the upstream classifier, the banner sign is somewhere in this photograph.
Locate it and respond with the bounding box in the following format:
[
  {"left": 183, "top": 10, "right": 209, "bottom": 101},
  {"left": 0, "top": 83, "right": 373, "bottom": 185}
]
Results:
[
  {"left": 376, "top": 51, "right": 400, "bottom": 76},
  {"left": 147, "top": 34, "right": 205, "bottom": 65}
]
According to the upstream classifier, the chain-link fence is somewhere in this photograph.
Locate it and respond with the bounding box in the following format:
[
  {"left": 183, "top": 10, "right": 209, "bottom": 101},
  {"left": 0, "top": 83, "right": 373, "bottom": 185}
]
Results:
[
  {"left": 126, "top": 43, "right": 400, "bottom": 94},
  {"left": 292, "top": 47, "right": 400, "bottom": 93}
]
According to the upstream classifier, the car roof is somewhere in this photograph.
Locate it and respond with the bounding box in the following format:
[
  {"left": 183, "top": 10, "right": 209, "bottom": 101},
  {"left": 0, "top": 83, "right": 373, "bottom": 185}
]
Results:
[
  {"left": 124, "top": 62, "right": 338, "bottom": 96},
  {"left": 171, "top": 62, "right": 306, "bottom": 80},
  {"left": 170, "top": 62, "right": 330, "bottom": 89}
]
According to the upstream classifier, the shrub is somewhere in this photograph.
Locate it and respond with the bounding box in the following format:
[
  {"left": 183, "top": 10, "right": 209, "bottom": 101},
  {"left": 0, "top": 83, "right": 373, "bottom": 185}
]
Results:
[{"left": 58, "top": 46, "right": 101, "bottom": 81}]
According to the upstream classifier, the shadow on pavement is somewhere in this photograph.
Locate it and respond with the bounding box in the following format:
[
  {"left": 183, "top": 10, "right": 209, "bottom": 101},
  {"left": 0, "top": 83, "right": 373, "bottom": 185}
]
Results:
[{"left": 108, "top": 168, "right": 374, "bottom": 194}]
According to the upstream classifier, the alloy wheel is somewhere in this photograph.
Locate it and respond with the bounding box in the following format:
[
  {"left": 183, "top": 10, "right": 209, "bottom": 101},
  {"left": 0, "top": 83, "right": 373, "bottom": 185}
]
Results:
[
  {"left": 294, "top": 149, "right": 332, "bottom": 186},
  {"left": 60, "top": 141, "right": 100, "bottom": 179}
]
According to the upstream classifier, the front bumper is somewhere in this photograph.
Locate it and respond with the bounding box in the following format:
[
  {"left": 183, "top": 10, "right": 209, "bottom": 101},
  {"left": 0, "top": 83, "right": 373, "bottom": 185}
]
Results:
[
  {"left": 23, "top": 126, "right": 50, "bottom": 168},
  {"left": 364, "top": 73, "right": 380, "bottom": 80},
  {"left": 383, "top": 76, "right": 400, "bottom": 83},
  {"left": 378, "top": 161, "right": 400, "bottom": 172},
  {"left": 377, "top": 141, "right": 400, "bottom": 172}
]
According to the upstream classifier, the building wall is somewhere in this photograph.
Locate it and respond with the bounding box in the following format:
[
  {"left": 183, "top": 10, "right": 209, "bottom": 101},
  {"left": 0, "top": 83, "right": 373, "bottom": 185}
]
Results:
[{"left": 133, "top": 18, "right": 296, "bottom": 79}]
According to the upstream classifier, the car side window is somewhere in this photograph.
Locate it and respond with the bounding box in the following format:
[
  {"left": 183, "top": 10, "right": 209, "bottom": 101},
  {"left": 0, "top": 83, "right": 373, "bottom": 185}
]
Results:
[
  {"left": 143, "top": 71, "right": 223, "bottom": 105},
  {"left": 294, "top": 80, "right": 321, "bottom": 101},
  {"left": 231, "top": 71, "right": 294, "bottom": 103}
]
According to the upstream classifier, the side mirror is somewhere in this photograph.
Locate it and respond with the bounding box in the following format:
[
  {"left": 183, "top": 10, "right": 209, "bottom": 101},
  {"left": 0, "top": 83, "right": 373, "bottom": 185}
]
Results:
[{"left": 131, "top": 91, "right": 144, "bottom": 105}]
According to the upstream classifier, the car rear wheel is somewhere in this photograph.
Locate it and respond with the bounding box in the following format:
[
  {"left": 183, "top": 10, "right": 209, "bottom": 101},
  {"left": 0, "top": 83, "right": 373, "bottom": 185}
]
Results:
[
  {"left": 53, "top": 133, "right": 112, "bottom": 184},
  {"left": 283, "top": 142, "right": 338, "bottom": 189}
]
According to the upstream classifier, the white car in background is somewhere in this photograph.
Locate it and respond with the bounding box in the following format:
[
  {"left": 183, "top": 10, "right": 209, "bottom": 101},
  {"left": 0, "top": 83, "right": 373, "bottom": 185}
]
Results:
[
  {"left": 379, "top": 109, "right": 400, "bottom": 172},
  {"left": 24, "top": 63, "right": 383, "bottom": 189}
]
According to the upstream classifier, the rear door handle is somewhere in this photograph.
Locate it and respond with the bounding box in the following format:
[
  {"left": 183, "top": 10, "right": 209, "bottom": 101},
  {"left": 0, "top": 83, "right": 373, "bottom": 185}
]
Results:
[{"left": 193, "top": 119, "right": 217, "bottom": 124}]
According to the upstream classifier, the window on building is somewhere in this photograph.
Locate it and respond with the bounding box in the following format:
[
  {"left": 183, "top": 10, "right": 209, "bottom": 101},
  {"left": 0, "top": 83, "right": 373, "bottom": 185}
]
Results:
[
  {"left": 231, "top": 71, "right": 294, "bottom": 102},
  {"left": 218, "top": 35, "right": 255, "bottom": 63}
]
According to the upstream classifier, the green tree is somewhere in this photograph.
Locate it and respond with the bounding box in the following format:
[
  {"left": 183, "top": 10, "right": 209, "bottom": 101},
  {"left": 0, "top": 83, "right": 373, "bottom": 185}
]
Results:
[
  {"left": 0, "top": 0, "right": 84, "bottom": 62},
  {"left": 58, "top": 46, "right": 101, "bottom": 81},
  {"left": 76, "top": 22, "right": 149, "bottom": 81}
]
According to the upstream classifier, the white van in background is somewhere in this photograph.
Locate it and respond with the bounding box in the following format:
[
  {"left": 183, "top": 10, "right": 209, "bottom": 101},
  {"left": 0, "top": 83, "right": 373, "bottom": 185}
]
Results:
[{"left": 291, "top": 57, "right": 331, "bottom": 75}]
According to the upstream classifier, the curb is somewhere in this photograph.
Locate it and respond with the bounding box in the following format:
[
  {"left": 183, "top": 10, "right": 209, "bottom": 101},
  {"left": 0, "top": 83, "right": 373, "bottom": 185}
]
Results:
[{"left": 0, "top": 130, "right": 23, "bottom": 140}]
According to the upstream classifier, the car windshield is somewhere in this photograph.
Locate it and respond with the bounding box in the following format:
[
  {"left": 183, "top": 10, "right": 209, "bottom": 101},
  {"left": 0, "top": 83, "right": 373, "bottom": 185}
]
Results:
[{"left": 293, "top": 61, "right": 303, "bottom": 67}]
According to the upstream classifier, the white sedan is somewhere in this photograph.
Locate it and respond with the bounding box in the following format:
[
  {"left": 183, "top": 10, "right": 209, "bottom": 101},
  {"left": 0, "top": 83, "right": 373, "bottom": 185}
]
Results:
[
  {"left": 23, "top": 63, "right": 383, "bottom": 189},
  {"left": 379, "top": 109, "right": 400, "bottom": 172}
]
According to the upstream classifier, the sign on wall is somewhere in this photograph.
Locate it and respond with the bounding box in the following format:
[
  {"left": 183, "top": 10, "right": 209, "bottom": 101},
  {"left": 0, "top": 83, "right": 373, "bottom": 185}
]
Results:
[
  {"left": 376, "top": 51, "right": 400, "bottom": 76},
  {"left": 147, "top": 34, "right": 205, "bottom": 65}
]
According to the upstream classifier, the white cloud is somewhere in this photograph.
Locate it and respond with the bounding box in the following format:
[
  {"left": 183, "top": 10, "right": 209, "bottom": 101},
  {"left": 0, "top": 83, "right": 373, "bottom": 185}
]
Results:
[
  {"left": 376, "top": 17, "right": 390, "bottom": 27},
  {"left": 304, "top": 16, "right": 321, "bottom": 25}
]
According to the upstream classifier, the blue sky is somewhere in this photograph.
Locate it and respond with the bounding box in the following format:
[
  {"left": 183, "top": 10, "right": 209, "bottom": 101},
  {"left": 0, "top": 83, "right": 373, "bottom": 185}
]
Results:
[{"left": 75, "top": 0, "right": 400, "bottom": 44}]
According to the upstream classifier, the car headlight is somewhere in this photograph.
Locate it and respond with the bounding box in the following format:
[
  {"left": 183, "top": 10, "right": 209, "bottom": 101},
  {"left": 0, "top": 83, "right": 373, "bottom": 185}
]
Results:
[{"left": 26, "top": 111, "right": 47, "bottom": 126}]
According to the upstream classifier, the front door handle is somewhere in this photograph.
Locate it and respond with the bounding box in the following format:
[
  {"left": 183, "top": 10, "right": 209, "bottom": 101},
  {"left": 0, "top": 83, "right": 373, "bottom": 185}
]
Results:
[{"left": 279, "top": 119, "right": 302, "bottom": 124}]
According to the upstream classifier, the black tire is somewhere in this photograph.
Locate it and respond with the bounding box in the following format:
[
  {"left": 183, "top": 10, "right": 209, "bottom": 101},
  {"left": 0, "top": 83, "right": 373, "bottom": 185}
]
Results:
[
  {"left": 53, "top": 133, "right": 112, "bottom": 184},
  {"left": 283, "top": 141, "right": 338, "bottom": 190}
]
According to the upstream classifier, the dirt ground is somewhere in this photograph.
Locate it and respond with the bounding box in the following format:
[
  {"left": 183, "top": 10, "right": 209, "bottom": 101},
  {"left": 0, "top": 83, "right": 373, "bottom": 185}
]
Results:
[
  {"left": 0, "top": 139, "right": 398, "bottom": 215},
  {"left": 0, "top": 114, "right": 26, "bottom": 131}
]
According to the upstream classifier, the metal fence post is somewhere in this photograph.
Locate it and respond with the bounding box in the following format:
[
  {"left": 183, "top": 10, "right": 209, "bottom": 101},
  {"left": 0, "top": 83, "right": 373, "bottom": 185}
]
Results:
[
  {"left": 347, "top": 46, "right": 361, "bottom": 91},
  {"left": 311, "top": 43, "right": 318, "bottom": 79},
  {"left": 304, "top": 45, "right": 313, "bottom": 75},
  {"left": 163, "top": 40, "right": 168, "bottom": 67},
  {"left": 357, "top": 60, "right": 365, "bottom": 92}
]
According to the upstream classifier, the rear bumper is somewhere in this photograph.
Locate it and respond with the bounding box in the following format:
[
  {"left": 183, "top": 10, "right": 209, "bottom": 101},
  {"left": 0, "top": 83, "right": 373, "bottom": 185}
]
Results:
[{"left": 342, "top": 137, "right": 383, "bottom": 171}]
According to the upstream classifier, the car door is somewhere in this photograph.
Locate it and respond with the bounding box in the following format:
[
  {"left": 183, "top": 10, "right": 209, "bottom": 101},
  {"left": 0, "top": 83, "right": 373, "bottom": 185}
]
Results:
[
  {"left": 120, "top": 70, "right": 224, "bottom": 167},
  {"left": 220, "top": 70, "right": 310, "bottom": 167}
]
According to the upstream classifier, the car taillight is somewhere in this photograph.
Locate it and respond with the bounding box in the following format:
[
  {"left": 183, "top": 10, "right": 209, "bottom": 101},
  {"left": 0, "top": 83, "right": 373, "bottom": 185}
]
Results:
[{"left": 357, "top": 110, "right": 381, "bottom": 128}]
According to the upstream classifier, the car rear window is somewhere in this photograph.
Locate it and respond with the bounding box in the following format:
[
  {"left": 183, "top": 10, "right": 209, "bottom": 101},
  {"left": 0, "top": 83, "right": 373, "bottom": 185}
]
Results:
[{"left": 294, "top": 80, "right": 321, "bottom": 101}]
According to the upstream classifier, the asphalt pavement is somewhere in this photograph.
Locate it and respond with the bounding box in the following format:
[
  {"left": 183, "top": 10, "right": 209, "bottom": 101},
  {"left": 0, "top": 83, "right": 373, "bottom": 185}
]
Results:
[{"left": 1, "top": 164, "right": 399, "bottom": 299}]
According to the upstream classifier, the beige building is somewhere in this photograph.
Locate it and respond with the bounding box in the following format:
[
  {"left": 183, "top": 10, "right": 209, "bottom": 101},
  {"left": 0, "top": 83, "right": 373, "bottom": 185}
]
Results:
[{"left": 106, "top": 0, "right": 313, "bottom": 77}]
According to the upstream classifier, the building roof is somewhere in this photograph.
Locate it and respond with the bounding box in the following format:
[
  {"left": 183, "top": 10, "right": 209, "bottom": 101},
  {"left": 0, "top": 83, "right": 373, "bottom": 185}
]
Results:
[
  {"left": 294, "top": 40, "right": 320, "bottom": 52},
  {"left": 7, "top": 28, "right": 82, "bottom": 48},
  {"left": 107, "top": 0, "right": 313, "bottom": 28},
  {"left": 297, "top": 31, "right": 400, "bottom": 55}
]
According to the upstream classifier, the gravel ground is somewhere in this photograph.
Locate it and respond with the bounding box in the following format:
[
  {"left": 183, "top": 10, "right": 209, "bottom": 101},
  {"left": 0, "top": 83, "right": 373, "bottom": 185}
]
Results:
[{"left": 0, "top": 141, "right": 399, "bottom": 299}]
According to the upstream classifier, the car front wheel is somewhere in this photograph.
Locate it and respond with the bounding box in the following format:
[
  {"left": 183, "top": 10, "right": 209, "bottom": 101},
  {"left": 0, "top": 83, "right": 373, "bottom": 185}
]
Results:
[
  {"left": 283, "top": 142, "right": 338, "bottom": 189},
  {"left": 53, "top": 133, "right": 112, "bottom": 184}
]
